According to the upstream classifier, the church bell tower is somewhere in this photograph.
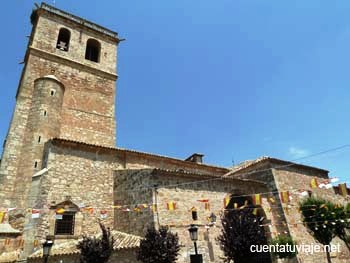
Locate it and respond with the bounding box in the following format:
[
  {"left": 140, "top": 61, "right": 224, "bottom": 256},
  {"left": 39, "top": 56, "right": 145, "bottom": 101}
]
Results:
[{"left": 0, "top": 2, "right": 120, "bottom": 208}]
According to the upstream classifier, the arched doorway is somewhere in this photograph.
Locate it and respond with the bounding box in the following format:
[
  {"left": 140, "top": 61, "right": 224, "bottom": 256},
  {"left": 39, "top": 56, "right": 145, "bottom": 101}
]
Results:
[{"left": 222, "top": 193, "right": 272, "bottom": 263}]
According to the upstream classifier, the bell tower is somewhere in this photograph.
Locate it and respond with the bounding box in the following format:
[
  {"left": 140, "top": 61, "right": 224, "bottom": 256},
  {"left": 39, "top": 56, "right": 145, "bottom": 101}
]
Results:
[{"left": 0, "top": 2, "right": 120, "bottom": 208}]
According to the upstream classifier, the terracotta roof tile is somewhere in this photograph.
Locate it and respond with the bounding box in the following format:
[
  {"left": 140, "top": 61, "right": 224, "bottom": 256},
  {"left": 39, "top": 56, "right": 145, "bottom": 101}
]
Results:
[{"left": 28, "top": 230, "right": 141, "bottom": 259}]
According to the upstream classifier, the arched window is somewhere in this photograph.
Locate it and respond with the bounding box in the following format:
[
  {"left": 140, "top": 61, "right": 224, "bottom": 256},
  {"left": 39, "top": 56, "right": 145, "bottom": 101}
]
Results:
[
  {"left": 85, "top": 39, "right": 101, "bottom": 62},
  {"left": 56, "top": 28, "right": 71, "bottom": 51}
]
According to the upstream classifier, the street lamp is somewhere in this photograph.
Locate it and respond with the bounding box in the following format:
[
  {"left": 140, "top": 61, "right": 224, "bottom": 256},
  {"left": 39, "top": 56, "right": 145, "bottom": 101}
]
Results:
[
  {"left": 43, "top": 237, "right": 54, "bottom": 263},
  {"left": 188, "top": 224, "right": 203, "bottom": 263}
]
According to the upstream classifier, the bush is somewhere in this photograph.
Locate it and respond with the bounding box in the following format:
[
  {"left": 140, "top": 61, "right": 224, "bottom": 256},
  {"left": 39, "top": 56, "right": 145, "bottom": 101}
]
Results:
[{"left": 270, "top": 235, "right": 297, "bottom": 259}]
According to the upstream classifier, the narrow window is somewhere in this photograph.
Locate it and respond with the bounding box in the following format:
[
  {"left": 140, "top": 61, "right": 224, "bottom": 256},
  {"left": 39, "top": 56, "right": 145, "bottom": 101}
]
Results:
[
  {"left": 50, "top": 89, "right": 55, "bottom": 96},
  {"left": 85, "top": 39, "right": 101, "bottom": 63},
  {"left": 55, "top": 212, "right": 75, "bottom": 235},
  {"left": 34, "top": 161, "right": 38, "bottom": 168},
  {"left": 38, "top": 136, "right": 41, "bottom": 143},
  {"left": 43, "top": 110, "right": 47, "bottom": 116},
  {"left": 56, "top": 28, "right": 71, "bottom": 51}
]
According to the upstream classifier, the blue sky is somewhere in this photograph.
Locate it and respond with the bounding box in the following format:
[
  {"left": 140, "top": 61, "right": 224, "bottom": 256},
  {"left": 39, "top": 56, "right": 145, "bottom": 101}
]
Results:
[{"left": 1, "top": 1, "right": 350, "bottom": 183}]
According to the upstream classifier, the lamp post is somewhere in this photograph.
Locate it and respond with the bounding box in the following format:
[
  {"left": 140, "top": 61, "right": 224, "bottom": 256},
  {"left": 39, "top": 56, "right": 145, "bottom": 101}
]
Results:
[
  {"left": 188, "top": 224, "right": 203, "bottom": 263},
  {"left": 42, "top": 237, "right": 54, "bottom": 263}
]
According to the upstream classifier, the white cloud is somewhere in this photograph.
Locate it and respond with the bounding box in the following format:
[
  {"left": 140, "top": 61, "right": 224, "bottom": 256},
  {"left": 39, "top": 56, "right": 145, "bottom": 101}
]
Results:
[{"left": 288, "top": 146, "right": 310, "bottom": 159}]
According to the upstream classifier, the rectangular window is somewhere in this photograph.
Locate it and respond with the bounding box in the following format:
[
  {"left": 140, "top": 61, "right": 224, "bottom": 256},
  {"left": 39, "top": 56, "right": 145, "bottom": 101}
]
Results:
[{"left": 55, "top": 213, "right": 75, "bottom": 235}]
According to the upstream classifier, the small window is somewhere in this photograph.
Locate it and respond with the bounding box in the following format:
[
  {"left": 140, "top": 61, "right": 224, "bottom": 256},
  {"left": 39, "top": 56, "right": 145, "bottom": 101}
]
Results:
[
  {"left": 55, "top": 212, "right": 75, "bottom": 235},
  {"left": 85, "top": 39, "right": 100, "bottom": 63},
  {"left": 43, "top": 110, "right": 47, "bottom": 116},
  {"left": 38, "top": 136, "right": 41, "bottom": 143},
  {"left": 50, "top": 89, "right": 56, "bottom": 96},
  {"left": 34, "top": 161, "right": 38, "bottom": 168},
  {"left": 56, "top": 28, "right": 71, "bottom": 51}
]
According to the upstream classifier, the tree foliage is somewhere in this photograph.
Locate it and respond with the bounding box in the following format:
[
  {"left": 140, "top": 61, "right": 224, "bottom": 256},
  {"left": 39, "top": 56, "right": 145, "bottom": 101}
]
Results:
[
  {"left": 137, "top": 226, "right": 180, "bottom": 263},
  {"left": 218, "top": 208, "right": 268, "bottom": 263},
  {"left": 77, "top": 223, "right": 115, "bottom": 263},
  {"left": 299, "top": 197, "right": 344, "bottom": 263},
  {"left": 270, "top": 235, "right": 297, "bottom": 259}
]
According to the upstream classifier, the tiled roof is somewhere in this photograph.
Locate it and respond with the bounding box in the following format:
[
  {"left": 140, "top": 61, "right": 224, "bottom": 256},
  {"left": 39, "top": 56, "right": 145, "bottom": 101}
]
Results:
[
  {"left": 50, "top": 138, "right": 229, "bottom": 172},
  {"left": 0, "top": 250, "right": 21, "bottom": 263},
  {"left": 0, "top": 223, "right": 21, "bottom": 234},
  {"left": 225, "top": 156, "right": 328, "bottom": 177},
  {"left": 28, "top": 230, "right": 141, "bottom": 259},
  {"left": 152, "top": 168, "right": 267, "bottom": 185}
]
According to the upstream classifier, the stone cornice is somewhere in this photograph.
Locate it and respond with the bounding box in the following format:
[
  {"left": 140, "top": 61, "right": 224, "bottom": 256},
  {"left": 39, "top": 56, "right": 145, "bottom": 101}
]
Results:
[{"left": 29, "top": 47, "right": 118, "bottom": 81}]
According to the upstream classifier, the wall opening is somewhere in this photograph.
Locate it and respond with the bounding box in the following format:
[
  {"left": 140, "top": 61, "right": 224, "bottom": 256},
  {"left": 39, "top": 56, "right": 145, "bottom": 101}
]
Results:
[
  {"left": 56, "top": 28, "right": 71, "bottom": 51},
  {"left": 85, "top": 39, "right": 101, "bottom": 62}
]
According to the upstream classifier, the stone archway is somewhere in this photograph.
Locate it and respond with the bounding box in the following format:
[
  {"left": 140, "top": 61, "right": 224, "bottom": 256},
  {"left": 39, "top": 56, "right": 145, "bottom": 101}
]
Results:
[{"left": 224, "top": 193, "right": 272, "bottom": 263}]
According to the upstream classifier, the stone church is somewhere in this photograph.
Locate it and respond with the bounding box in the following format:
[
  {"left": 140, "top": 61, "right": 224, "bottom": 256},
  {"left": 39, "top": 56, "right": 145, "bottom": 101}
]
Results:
[{"left": 0, "top": 3, "right": 349, "bottom": 263}]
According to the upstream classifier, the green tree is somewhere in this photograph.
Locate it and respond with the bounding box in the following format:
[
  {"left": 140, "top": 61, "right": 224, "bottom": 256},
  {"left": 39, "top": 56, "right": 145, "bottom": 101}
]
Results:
[
  {"left": 334, "top": 203, "right": 350, "bottom": 251},
  {"left": 300, "top": 198, "right": 339, "bottom": 263},
  {"left": 218, "top": 208, "right": 270, "bottom": 263},
  {"left": 137, "top": 226, "right": 180, "bottom": 263},
  {"left": 270, "top": 235, "right": 297, "bottom": 259},
  {"left": 77, "top": 223, "right": 115, "bottom": 263}
]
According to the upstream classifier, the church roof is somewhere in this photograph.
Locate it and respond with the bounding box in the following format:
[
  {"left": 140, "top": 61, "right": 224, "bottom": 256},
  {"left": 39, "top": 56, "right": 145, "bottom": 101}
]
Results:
[
  {"left": 49, "top": 138, "right": 230, "bottom": 173},
  {"left": 28, "top": 230, "right": 141, "bottom": 259},
  {"left": 225, "top": 156, "right": 328, "bottom": 177}
]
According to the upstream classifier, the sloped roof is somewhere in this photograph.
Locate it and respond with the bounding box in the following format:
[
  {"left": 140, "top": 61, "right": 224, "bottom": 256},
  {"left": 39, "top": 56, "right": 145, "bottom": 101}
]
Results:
[
  {"left": 28, "top": 230, "right": 141, "bottom": 259},
  {"left": 0, "top": 223, "right": 21, "bottom": 234},
  {"left": 225, "top": 156, "right": 328, "bottom": 177},
  {"left": 0, "top": 250, "right": 21, "bottom": 263}
]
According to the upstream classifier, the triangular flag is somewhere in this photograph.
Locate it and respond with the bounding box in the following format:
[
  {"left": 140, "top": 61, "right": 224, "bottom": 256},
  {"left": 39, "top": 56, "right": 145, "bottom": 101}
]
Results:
[
  {"left": 4, "top": 239, "right": 11, "bottom": 245},
  {"left": 280, "top": 191, "right": 290, "bottom": 203},
  {"left": 31, "top": 209, "right": 40, "bottom": 219},
  {"left": 33, "top": 240, "right": 39, "bottom": 247},
  {"left": 151, "top": 204, "right": 157, "bottom": 212},
  {"left": 56, "top": 208, "right": 65, "bottom": 214},
  {"left": 269, "top": 196, "right": 275, "bottom": 203},
  {"left": 252, "top": 194, "right": 261, "bottom": 206},
  {"left": 100, "top": 210, "right": 108, "bottom": 218},
  {"left": 189, "top": 207, "right": 197, "bottom": 212},
  {"left": 204, "top": 203, "right": 210, "bottom": 211},
  {"left": 223, "top": 196, "right": 230, "bottom": 208},
  {"left": 197, "top": 199, "right": 209, "bottom": 203},
  {"left": 310, "top": 178, "right": 318, "bottom": 188},
  {"left": 339, "top": 183, "right": 348, "bottom": 197},
  {"left": 0, "top": 212, "right": 6, "bottom": 223},
  {"left": 167, "top": 202, "right": 176, "bottom": 211},
  {"left": 252, "top": 208, "right": 258, "bottom": 215}
]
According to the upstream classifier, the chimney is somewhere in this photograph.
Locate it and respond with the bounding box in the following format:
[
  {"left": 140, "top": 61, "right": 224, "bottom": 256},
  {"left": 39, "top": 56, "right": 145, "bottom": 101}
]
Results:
[{"left": 185, "top": 153, "right": 204, "bottom": 164}]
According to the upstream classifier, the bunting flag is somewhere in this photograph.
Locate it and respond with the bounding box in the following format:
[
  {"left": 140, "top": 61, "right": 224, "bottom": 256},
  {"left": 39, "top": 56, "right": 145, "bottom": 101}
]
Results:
[
  {"left": 55, "top": 214, "right": 63, "bottom": 220},
  {"left": 280, "top": 191, "right": 290, "bottom": 203},
  {"left": 151, "top": 204, "right": 157, "bottom": 212},
  {"left": 100, "top": 210, "right": 108, "bottom": 218},
  {"left": 223, "top": 197, "right": 230, "bottom": 208},
  {"left": 197, "top": 199, "right": 209, "bottom": 203},
  {"left": 167, "top": 202, "right": 176, "bottom": 211},
  {"left": 0, "top": 212, "right": 6, "bottom": 223},
  {"left": 4, "top": 239, "right": 11, "bottom": 245},
  {"left": 252, "top": 194, "right": 261, "bottom": 206},
  {"left": 310, "top": 178, "right": 318, "bottom": 188},
  {"left": 233, "top": 203, "right": 238, "bottom": 209},
  {"left": 339, "top": 183, "right": 348, "bottom": 197},
  {"left": 31, "top": 209, "right": 40, "bottom": 219},
  {"left": 189, "top": 207, "right": 197, "bottom": 212},
  {"left": 252, "top": 208, "right": 258, "bottom": 215},
  {"left": 85, "top": 207, "right": 94, "bottom": 214},
  {"left": 33, "top": 240, "right": 39, "bottom": 247},
  {"left": 269, "top": 197, "right": 276, "bottom": 203},
  {"left": 18, "top": 239, "right": 24, "bottom": 248},
  {"left": 55, "top": 208, "right": 65, "bottom": 214},
  {"left": 330, "top": 177, "right": 339, "bottom": 183},
  {"left": 204, "top": 203, "right": 210, "bottom": 211}
]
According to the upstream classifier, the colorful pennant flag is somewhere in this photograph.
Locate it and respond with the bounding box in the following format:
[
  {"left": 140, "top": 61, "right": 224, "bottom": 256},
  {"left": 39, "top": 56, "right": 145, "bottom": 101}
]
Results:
[
  {"left": 223, "top": 196, "right": 230, "bottom": 208},
  {"left": 100, "top": 210, "right": 108, "bottom": 218},
  {"left": 31, "top": 209, "right": 40, "bottom": 219},
  {"left": 55, "top": 208, "right": 65, "bottom": 214},
  {"left": 252, "top": 208, "right": 258, "bottom": 215},
  {"left": 269, "top": 196, "right": 275, "bottom": 203},
  {"left": 4, "top": 239, "right": 11, "bottom": 245},
  {"left": 33, "top": 240, "right": 39, "bottom": 247},
  {"left": 167, "top": 202, "right": 176, "bottom": 211},
  {"left": 280, "top": 191, "right": 290, "bottom": 203},
  {"left": 204, "top": 203, "right": 210, "bottom": 211},
  {"left": 151, "top": 204, "right": 157, "bottom": 212},
  {"left": 252, "top": 194, "right": 261, "bottom": 206},
  {"left": 197, "top": 199, "right": 209, "bottom": 203},
  {"left": 55, "top": 214, "right": 63, "bottom": 220},
  {"left": 339, "top": 183, "right": 348, "bottom": 197},
  {"left": 0, "top": 212, "right": 6, "bottom": 223},
  {"left": 310, "top": 178, "right": 318, "bottom": 188}
]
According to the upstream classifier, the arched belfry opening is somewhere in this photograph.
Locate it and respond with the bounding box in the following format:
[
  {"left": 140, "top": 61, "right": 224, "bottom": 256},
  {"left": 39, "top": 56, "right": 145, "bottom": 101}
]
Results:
[
  {"left": 85, "top": 38, "right": 101, "bottom": 62},
  {"left": 56, "top": 28, "right": 71, "bottom": 51}
]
